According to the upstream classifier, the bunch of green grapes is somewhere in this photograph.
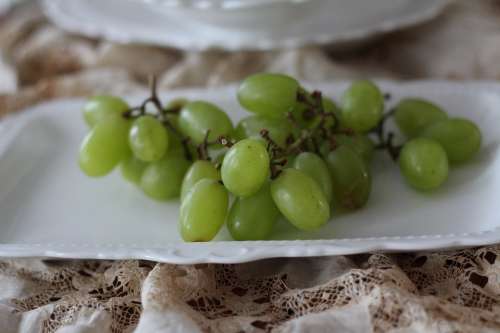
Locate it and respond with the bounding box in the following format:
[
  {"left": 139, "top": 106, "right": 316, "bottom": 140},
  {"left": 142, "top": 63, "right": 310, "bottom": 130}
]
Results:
[
  {"left": 79, "top": 73, "right": 482, "bottom": 242},
  {"left": 393, "top": 98, "right": 481, "bottom": 190}
]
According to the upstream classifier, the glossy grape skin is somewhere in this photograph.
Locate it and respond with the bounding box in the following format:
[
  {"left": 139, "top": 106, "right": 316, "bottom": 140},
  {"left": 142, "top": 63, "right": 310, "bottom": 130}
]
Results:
[
  {"left": 120, "top": 154, "right": 148, "bottom": 185},
  {"left": 227, "top": 183, "right": 279, "bottom": 241},
  {"left": 166, "top": 129, "right": 183, "bottom": 153},
  {"left": 79, "top": 115, "right": 130, "bottom": 177},
  {"left": 180, "top": 160, "right": 220, "bottom": 201},
  {"left": 271, "top": 168, "right": 330, "bottom": 231},
  {"left": 399, "top": 138, "right": 449, "bottom": 190},
  {"left": 335, "top": 134, "right": 375, "bottom": 163},
  {"left": 140, "top": 154, "right": 191, "bottom": 200},
  {"left": 83, "top": 95, "right": 129, "bottom": 127},
  {"left": 178, "top": 101, "right": 233, "bottom": 144},
  {"left": 394, "top": 98, "right": 448, "bottom": 138},
  {"left": 341, "top": 80, "right": 384, "bottom": 132},
  {"left": 221, "top": 138, "right": 270, "bottom": 197},
  {"left": 420, "top": 118, "right": 482, "bottom": 164},
  {"left": 326, "top": 146, "right": 371, "bottom": 210},
  {"left": 292, "top": 152, "right": 333, "bottom": 202},
  {"left": 237, "top": 73, "right": 299, "bottom": 118},
  {"left": 129, "top": 116, "right": 169, "bottom": 162},
  {"left": 180, "top": 179, "right": 229, "bottom": 242},
  {"left": 234, "top": 115, "right": 292, "bottom": 147}
]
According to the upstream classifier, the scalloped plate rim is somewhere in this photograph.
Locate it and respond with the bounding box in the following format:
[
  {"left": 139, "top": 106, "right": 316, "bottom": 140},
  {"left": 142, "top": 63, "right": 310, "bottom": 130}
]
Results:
[
  {"left": 125, "top": 0, "right": 310, "bottom": 10},
  {"left": 42, "top": 0, "right": 451, "bottom": 51}
]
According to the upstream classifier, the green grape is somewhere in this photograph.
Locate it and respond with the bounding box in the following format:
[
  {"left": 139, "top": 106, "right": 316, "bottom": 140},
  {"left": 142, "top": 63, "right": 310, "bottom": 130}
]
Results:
[
  {"left": 420, "top": 118, "right": 482, "bottom": 164},
  {"left": 394, "top": 98, "right": 448, "bottom": 138},
  {"left": 180, "top": 160, "right": 220, "bottom": 201},
  {"left": 318, "top": 142, "right": 333, "bottom": 159},
  {"left": 271, "top": 168, "right": 330, "bottom": 230},
  {"left": 83, "top": 95, "right": 129, "bottom": 127},
  {"left": 237, "top": 73, "right": 299, "bottom": 118},
  {"left": 326, "top": 145, "right": 371, "bottom": 210},
  {"left": 167, "top": 129, "right": 183, "bottom": 154},
  {"left": 178, "top": 101, "right": 233, "bottom": 144},
  {"left": 129, "top": 116, "right": 169, "bottom": 162},
  {"left": 335, "top": 134, "right": 375, "bottom": 163},
  {"left": 140, "top": 154, "right": 191, "bottom": 200},
  {"left": 180, "top": 179, "right": 229, "bottom": 242},
  {"left": 79, "top": 115, "right": 130, "bottom": 177},
  {"left": 341, "top": 80, "right": 384, "bottom": 132},
  {"left": 221, "top": 138, "right": 270, "bottom": 197},
  {"left": 234, "top": 115, "right": 292, "bottom": 147},
  {"left": 227, "top": 182, "right": 279, "bottom": 241},
  {"left": 120, "top": 154, "right": 148, "bottom": 184},
  {"left": 399, "top": 138, "right": 448, "bottom": 190},
  {"left": 292, "top": 152, "right": 333, "bottom": 202}
]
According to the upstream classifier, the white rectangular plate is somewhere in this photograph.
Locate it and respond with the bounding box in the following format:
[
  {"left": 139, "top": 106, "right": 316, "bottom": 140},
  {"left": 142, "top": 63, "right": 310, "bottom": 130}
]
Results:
[{"left": 0, "top": 81, "right": 499, "bottom": 263}]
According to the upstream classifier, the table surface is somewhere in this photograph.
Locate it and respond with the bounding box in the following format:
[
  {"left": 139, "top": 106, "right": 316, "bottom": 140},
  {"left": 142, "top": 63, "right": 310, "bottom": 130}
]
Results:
[{"left": 0, "top": 1, "right": 499, "bottom": 332}]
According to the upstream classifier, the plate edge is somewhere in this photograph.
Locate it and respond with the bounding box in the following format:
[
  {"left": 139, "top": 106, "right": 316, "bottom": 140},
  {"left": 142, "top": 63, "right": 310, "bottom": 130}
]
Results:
[{"left": 41, "top": 0, "right": 451, "bottom": 51}]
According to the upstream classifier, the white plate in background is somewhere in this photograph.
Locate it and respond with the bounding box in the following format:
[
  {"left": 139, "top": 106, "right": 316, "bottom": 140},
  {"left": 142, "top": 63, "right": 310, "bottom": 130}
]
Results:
[
  {"left": 42, "top": 0, "right": 450, "bottom": 51},
  {"left": 0, "top": 81, "right": 498, "bottom": 263},
  {"left": 131, "top": 0, "right": 311, "bottom": 10}
]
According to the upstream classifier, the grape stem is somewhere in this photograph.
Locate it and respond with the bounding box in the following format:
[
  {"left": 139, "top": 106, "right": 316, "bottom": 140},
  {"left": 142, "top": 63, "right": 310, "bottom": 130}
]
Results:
[
  {"left": 374, "top": 108, "right": 395, "bottom": 143},
  {"left": 262, "top": 89, "right": 355, "bottom": 178},
  {"left": 297, "top": 89, "right": 340, "bottom": 133},
  {"left": 386, "top": 132, "right": 402, "bottom": 161},
  {"left": 197, "top": 130, "right": 211, "bottom": 161},
  {"left": 217, "top": 135, "right": 234, "bottom": 148},
  {"left": 270, "top": 158, "right": 288, "bottom": 179},
  {"left": 285, "top": 130, "right": 309, "bottom": 155},
  {"left": 291, "top": 90, "right": 343, "bottom": 152},
  {"left": 259, "top": 129, "right": 291, "bottom": 179},
  {"left": 260, "top": 129, "right": 284, "bottom": 154},
  {"left": 122, "top": 76, "right": 194, "bottom": 161},
  {"left": 122, "top": 77, "right": 163, "bottom": 117},
  {"left": 373, "top": 108, "right": 402, "bottom": 161}
]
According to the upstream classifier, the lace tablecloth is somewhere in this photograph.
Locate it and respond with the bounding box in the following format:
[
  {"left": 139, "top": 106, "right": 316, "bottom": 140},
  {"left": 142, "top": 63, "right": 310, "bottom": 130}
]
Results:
[{"left": 0, "top": 1, "right": 499, "bottom": 332}]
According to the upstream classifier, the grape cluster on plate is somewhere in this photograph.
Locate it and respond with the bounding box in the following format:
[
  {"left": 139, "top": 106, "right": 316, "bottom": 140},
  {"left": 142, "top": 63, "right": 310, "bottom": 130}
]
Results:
[{"left": 79, "top": 73, "right": 482, "bottom": 242}]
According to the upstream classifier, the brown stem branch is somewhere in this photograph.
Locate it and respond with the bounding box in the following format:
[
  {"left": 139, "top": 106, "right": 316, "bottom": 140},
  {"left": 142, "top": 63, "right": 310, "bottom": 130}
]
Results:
[
  {"left": 386, "top": 132, "right": 402, "bottom": 161},
  {"left": 270, "top": 158, "right": 288, "bottom": 179},
  {"left": 197, "top": 130, "right": 211, "bottom": 161},
  {"left": 217, "top": 135, "right": 234, "bottom": 148}
]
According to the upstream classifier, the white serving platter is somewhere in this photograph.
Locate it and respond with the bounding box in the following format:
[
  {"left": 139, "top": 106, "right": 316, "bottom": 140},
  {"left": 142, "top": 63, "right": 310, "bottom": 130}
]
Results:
[
  {"left": 0, "top": 81, "right": 499, "bottom": 263},
  {"left": 42, "top": 0, "right": 450, "bottom": 51}
]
